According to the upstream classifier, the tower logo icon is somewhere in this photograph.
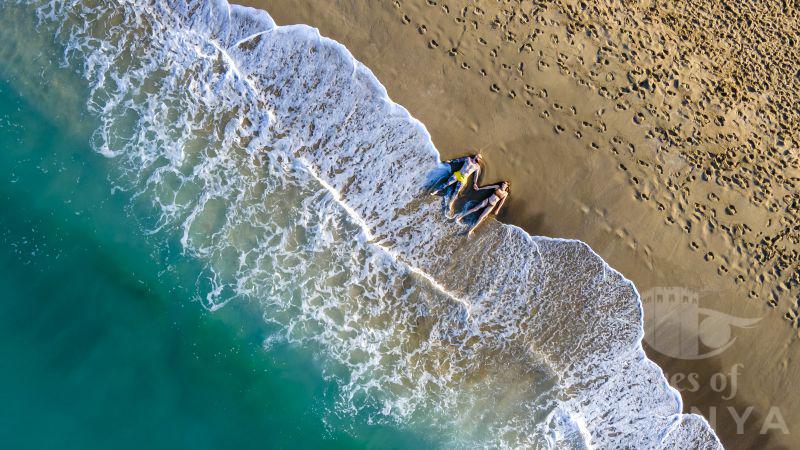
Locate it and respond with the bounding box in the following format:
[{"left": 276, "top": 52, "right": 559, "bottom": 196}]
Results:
[{"left": 642, "top": 287, "right": 761, "bottom": 360}]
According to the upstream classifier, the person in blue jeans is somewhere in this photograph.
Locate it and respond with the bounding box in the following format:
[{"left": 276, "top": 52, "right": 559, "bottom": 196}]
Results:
[{"left": 431, "top": 153, "right": 483, "bottom": 215}]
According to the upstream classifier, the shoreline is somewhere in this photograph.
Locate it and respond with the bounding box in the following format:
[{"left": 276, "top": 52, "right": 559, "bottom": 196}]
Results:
[
  {"left": 225, "top": 0, "right": 715, "bottom": 445},
  {"left": 237, "top": 1, "right": 797, "bottom": 447},
  {"left": 212, "top": 0, "right": 718, "bottom": 446},
  {"left": 14, "top": 0, "right": 720, "bottom": 446}
]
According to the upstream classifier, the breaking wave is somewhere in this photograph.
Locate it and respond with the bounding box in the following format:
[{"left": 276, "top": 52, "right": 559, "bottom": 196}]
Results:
[{"left": 7, "top": 0, "right": 722, "bottom": 447}]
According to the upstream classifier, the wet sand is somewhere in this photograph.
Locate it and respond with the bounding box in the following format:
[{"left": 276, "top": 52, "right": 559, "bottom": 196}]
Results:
[{"left": 237, "top": 1, "right": 798, "bottom": 447}]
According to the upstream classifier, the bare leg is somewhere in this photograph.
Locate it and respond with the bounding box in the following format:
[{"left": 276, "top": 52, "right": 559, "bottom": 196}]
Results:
[
  {"left": 432, "top": 175, "right": 457, "bottom": 195},
  {"left": 456, "top": 199, "right": 488, "bottom": 223},
  {"left": 467, "top": 206, "right": 494, "bottom": 235},
  {"left": 446, "top": 182, "right": 466, "bottom": 216}
]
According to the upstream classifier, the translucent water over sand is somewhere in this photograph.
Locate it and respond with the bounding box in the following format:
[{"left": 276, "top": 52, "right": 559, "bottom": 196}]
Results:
[
  {"left": 0, "top": 66, "right": 432, "bottom": 450},
  {"left": 1, "top": 0, "right": 721, "bottom": 447}
]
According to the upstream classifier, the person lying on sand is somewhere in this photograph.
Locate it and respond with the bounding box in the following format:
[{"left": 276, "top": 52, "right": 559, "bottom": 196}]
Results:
[
  {"left": 431, "top": 153, "right": 483, "bottom": 215},
  {"left": 455, "top": 181, "right": 509, "bottom": 236}
]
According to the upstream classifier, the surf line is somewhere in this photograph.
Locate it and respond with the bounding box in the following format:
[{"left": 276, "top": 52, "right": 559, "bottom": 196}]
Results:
[
  {"left": 297, "top": 157, "right": 473, "bottom": 319},
  {"left": 171, "top": 13, "right": 470, "bottom": 319},
  {"left": 178, "top": 5, "right": 471, "bottom": 321}
]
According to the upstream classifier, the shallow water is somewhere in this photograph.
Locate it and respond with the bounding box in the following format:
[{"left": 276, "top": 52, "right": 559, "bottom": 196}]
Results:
[
  {"left": 0, "top": 0, "right": 721, "bottom": 448},
  {"left": 0, "top": 73, "right": 434, "bottom": 449}
]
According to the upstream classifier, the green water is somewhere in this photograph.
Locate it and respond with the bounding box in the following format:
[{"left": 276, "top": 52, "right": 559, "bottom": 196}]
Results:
[{"left": 0, "top": 31, "right": 429, "bottom": 450}]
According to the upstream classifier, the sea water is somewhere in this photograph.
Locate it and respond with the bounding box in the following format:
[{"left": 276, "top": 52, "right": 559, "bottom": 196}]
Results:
[
  {"left": 0, "top": 25, "right": 429, "bottom": 450},
  {"left": 0, "top": 1, "right": 721, "bottom": 448}
]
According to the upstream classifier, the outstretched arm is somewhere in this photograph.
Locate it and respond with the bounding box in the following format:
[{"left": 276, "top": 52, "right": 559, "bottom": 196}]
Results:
[
  {"left": 472, "top": 165, "right": 482, "bottom": 190},
  {"left": 475, "top": 182, "right": 503, "bottom": 191},
  {"left": 445, "top": 156, "right": 467, "bottom": 165}
]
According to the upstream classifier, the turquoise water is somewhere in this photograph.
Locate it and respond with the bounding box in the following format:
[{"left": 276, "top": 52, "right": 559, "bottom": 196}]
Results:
[
  {"left": 0, "top": 1, "right": 723, "bottom": 448},
  {"left": 0, "top": 57, "right": 428, "bottom": 450}
]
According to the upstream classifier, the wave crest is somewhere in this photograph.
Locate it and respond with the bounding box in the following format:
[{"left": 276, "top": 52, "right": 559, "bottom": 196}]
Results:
[{"left": 18, "top": 0, "right": 722, "bottom": 448}]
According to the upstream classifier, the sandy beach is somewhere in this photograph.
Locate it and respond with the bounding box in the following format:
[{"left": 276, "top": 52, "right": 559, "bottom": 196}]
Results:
[{"left": 235, "top": 1, "right": 799, "bottom": 447}]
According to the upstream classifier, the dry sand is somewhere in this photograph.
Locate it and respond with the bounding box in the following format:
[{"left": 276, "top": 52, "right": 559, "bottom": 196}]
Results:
[{"left": 237, "top": 1, "right": 799, "bottom": 447}]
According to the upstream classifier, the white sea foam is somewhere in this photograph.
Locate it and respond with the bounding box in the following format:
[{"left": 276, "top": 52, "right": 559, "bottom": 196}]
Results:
[{"left": 13, "top": 0, "right": 722, "bottom": 448}]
